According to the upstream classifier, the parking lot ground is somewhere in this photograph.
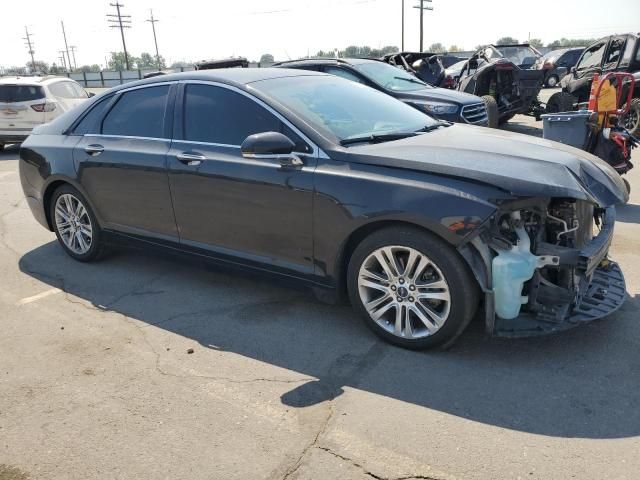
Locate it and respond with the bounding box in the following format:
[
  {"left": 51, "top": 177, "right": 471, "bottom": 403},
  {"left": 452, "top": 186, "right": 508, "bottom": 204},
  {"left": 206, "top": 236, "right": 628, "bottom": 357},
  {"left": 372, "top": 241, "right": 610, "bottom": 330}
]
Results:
[{"left": 1, "top": 111, "right": 640, "bottom": 480}]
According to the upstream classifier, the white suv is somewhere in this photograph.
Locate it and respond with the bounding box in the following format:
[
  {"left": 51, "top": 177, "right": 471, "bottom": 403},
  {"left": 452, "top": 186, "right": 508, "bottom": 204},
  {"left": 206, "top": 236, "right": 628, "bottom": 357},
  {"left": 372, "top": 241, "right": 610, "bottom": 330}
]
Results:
[{"left": 0, "top": 76, "right": 91, "bottom": 150}]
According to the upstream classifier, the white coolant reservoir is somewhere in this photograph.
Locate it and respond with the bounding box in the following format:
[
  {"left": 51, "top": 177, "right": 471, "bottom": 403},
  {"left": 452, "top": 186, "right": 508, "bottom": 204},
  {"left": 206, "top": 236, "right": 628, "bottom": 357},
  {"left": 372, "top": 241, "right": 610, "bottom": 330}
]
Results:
[{"left": 492, "top": 211, "right": 558, "bottom": 320}]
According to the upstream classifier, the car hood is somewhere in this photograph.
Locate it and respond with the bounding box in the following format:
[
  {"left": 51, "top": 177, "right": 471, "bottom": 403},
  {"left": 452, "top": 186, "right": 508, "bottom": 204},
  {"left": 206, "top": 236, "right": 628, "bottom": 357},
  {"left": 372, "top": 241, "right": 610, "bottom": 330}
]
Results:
[
  {"left": 339, "top": 124, "right": 628, "bottom": 206},
  {"left": 399, "top": 87, "right": 482, "bottom": 105}
]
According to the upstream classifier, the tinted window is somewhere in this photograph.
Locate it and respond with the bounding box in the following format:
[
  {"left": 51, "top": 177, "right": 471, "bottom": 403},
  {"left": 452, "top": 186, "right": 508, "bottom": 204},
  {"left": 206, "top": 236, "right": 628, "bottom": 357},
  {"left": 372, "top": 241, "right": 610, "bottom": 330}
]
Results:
[
  {"left": 256, "top": 76, "right": 438, "bottom": 143},
  {"left": 324, "top": 67, "right": 364, "bottom": 84},
  {"left": 102, "top": 86, "right": 169, "bottom": 138},
  {"left": 577, "top": 42, "right": 606, "bottom": 70},
  {"left": 0, "top": 85, "right": 45, "bottom": 103},
  {"left": 183, "top": 84, "right": 309, "bottom": 152},
  {"left": 73, "top": 96, "right": 113, "bottom": 135}
]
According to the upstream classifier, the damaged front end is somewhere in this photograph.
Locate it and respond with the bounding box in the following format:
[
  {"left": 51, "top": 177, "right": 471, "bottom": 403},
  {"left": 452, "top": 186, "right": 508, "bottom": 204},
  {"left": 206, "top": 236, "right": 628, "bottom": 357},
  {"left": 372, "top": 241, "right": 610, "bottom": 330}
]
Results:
[{"left": 461, "top": 197, "right": 626, "bottom": 337}]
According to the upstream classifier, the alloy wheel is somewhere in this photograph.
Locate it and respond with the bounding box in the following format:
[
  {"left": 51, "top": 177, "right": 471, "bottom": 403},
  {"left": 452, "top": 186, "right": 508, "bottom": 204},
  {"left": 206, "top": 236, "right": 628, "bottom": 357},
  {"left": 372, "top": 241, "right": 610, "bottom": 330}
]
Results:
[
  {"left": 54, "top": 193, "right": 93, "bottom": 255},
  {"left": 357, "top": 246, "right": 451, "bottom": 339}
]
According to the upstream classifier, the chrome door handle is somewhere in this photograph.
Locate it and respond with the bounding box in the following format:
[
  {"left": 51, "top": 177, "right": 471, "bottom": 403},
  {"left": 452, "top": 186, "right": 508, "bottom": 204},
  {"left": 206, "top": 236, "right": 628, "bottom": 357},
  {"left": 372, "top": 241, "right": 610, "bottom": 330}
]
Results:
[
  {"left": 84, "top": 144, "right": 104, "bottom": 156},
  {"left": 176, "top": 152, "right": 206, "bottom": 166}
]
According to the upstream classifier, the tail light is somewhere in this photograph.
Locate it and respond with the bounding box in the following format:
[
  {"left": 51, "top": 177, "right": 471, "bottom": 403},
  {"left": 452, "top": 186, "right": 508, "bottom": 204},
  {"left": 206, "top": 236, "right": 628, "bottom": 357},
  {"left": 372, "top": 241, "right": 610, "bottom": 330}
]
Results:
[
  {"left": 31, "top": 102, "right": 56, "bottom": 112},
  {"left": 442, "top": 75, "right": 456, "bottom": 89}
]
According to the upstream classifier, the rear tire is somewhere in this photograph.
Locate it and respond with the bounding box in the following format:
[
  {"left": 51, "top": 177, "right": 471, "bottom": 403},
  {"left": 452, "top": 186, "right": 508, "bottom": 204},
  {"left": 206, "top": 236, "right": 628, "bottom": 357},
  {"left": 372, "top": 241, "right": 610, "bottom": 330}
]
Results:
[
  {"left": 50, "top": 184, "right": 105, "bottom": 262},
  {"left": 546, "top": 75, "right": 559, "bottom": 88},
  {"left": 546, "top": 91, "right": 577, "bottom": 114},
  {"left": 481, "top": 95, "right": 499, "bottom": 128},
  {"left": 347, "top": 227, "right": 479, "bottom": 350},
  {"left": 622, "top": 98, "right": 640, "bottom": 137}
]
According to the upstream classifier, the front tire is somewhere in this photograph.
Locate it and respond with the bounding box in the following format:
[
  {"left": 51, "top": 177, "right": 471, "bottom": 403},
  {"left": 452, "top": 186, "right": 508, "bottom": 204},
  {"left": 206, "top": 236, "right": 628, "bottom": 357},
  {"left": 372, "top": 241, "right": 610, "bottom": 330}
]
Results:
[
  {"left": 50, "top": 184, "right": 105, "bottom": 262},
  {"left": 347, "top": 227, "right": 479, "bottom": 350},
  {"left": 546, "top": 91, "right": 577, "bottom": 114},
  {"left": 481, "top": 95, "right": 499, "bottom": 128}
]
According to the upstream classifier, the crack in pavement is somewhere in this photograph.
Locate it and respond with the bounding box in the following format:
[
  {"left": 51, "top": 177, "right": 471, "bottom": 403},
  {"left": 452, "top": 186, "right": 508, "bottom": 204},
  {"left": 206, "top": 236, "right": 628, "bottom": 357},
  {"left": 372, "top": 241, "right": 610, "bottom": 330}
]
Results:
[
  {"left": 317, "top": 446, "right": 447, "bottom": 480},
  {"left": 276, "top": 342, "right": 388, "bottom": 480}
]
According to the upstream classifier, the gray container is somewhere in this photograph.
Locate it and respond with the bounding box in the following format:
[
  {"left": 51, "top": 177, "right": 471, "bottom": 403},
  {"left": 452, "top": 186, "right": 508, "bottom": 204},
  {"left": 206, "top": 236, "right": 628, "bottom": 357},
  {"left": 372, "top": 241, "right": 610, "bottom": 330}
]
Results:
[{"left": 541, "top": 110, "right": 595, "bottom": 150}]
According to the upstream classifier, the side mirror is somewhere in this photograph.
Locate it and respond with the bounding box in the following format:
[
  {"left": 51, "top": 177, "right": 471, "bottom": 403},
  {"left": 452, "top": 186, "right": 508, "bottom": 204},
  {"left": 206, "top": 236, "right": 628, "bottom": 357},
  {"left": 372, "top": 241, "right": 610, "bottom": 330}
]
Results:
[
  {"left": 468, "top": 58, "right": 479, "bottom": 70},
  {"left": 87, "top": 91, "right": 96, "bottom": 98},
  {"left": 570, "top": 66, "right": 577, "bottom": 74},
  {"left": 240, "top": 132, "right": 303, "bottom": 167}
]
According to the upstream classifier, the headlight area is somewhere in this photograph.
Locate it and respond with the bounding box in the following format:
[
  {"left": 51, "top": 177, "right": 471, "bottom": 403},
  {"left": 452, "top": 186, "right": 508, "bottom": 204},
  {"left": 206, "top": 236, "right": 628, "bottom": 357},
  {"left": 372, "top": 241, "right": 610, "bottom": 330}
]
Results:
[
  {"left": 409, "top": 100, "right": 459, "bottom": 115},
  {"left": 460, "top": 197, "right": 626, "bottom": 337}
]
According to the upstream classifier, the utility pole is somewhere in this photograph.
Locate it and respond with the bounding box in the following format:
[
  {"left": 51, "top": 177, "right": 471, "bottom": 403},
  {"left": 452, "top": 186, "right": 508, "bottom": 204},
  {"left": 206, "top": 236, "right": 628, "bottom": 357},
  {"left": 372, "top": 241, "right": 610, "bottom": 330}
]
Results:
[
  {"left": 107, "top": 2, "right": 131, "bottom": 70},
  {"left": 58, "top": 50, "right": 68, "bottom": 71},
  {"left": 413, "top": 0, "right": 433, "bottom": 52},
  {"left": 401, "top": 0, "right": 404, "bottom": 51},
  {"left": 23, "top": 27, "right": 37, "bottom": 72},
  {"left": 145, "top": 9, "right": 162, "bottom": 70},
  {"left": 70, "top": 46, "right": 78, "bottom": 70},
  {"left": 60, "top": 21, "right": 73, "bottom": 72}
]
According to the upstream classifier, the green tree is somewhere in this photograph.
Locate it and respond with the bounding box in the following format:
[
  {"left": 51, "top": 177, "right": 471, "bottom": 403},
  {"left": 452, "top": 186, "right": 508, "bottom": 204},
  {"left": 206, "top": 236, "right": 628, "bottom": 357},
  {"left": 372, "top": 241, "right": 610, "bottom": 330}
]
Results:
[
  {"left": 259, "top": 53, "right": 274, "bottom": 64},
  {"left": 79, "top": 64, "right": 102, "bottom": 73},
  {"left": 496, "top": 36, "right": 519, "bottom": 45},
  {"left": 449, "top": 45, "right": 461, "bottom": 52},
  {"left": 27, "top": 60, "right": 49, "bottom": 74},
  {"left": 547, "top": 38, "right": 595, "bottom": 48},
  {"left": 108, "top": 52, "right": 131, "bottom": 70},
  {"left": 138, "top": 52, "right": 165, "bottom": 69},
  {"left": 427, "top": 43, "right": 446, "bottom": 53},
  {"left": 170, "top": 60, "right": 191, "bottom": 69},
  {"left": 528, "top": 38, "right": 544, "bottom": 49},
  {"left": 49, "top": 63, "right": 62, "bottom": 74}
]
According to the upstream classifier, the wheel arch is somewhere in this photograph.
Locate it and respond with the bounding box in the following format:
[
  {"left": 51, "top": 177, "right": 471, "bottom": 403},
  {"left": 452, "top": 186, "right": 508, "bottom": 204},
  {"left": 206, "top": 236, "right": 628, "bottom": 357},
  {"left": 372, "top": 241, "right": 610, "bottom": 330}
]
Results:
[
  {"left": 42, "top": 177, "right": 102, "bottom": 231},
  {"left": 333, "top": 219, "right": 474, "bottom": 301}
]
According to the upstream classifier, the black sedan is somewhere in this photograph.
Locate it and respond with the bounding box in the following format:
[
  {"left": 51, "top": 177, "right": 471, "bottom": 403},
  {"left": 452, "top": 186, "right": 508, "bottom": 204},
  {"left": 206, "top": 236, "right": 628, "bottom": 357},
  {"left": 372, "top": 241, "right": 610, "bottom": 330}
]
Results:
[
  {"left": 273, "top": 58, "right": 489, "bottom": 126},
  {"left": 19, "top": 69, "right": 627, "bottom": 349}
]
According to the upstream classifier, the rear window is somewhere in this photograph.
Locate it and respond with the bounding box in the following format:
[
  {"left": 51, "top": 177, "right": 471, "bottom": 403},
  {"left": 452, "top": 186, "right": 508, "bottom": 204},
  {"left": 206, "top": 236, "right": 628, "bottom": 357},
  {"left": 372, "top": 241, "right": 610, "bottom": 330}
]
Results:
[
  {"left": 101, "top": 85, "right": 169, "bottom": 138},
  {"left": 0, "top": 85, "right": 45, "bottom": 103}
]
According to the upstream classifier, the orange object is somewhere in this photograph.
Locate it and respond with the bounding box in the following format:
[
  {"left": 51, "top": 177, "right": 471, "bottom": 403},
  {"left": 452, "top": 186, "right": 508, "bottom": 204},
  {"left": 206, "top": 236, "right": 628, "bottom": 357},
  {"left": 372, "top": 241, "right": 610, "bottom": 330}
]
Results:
[{"left": 587, "top": 73, "right": 600, "bottom": 111}]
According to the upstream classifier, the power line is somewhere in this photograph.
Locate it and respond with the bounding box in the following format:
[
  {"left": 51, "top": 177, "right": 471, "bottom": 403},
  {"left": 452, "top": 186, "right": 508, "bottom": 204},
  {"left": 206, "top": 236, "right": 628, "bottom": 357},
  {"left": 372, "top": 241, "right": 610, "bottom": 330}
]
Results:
[
  {"left": 401, "top": 0, "right": 404, "bottom": 51},
  {"left": 61, "top": 21, "right": 73, "bottom": 72},
  {"left": 23, "top": 26, "right": 36, "bottom": 72},
  {"left": 413, "top": 0, "right": 433, "bottom": 52},
  {"left": 146, "top": 9, "right": 162, "bottom": 70},
  {"left": 107, "top": 2, "right": 132, "bottom": 70}
]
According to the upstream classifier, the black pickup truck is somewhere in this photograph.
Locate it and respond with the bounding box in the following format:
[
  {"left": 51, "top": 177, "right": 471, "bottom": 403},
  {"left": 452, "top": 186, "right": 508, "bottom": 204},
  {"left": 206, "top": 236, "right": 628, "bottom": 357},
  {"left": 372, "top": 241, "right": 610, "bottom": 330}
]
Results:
[{"left": 548, "top": 33, "right": 640, "bottom": 135}]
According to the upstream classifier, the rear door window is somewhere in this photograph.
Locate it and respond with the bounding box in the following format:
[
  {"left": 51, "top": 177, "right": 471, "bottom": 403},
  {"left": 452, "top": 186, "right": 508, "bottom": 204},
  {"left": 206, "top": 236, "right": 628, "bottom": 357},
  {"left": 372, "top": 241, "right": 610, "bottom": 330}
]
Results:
[
  {"left": 102, "top": 85, "right": 169, "bottom": 138},
  {"left": 182, "top": 83, "right": 310, "bottom": 152},
  {"left": 0, "top": 85, "right": 45, "bottom": 103}
]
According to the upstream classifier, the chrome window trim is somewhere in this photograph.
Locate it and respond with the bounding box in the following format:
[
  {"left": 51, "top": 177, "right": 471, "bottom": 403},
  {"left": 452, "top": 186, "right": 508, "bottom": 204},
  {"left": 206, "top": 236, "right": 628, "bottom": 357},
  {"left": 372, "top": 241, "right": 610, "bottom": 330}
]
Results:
[
  {"left": 84, "top": 133, "right": 171, "bottom": 142},
  {"left": 179, "top": 79, "right": 325, "bottom": 158}
]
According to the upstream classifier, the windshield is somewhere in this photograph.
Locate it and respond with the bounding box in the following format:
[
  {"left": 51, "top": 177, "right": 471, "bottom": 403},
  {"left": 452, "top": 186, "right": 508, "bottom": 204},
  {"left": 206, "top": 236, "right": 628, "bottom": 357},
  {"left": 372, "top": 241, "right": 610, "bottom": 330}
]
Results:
[
  {"left": 254, "top": 75, "right": 439, "bottom": 143},
  {"left": 353, "top": 62, "right": 431, "bottom": 92},
  {"left": 492, "top": 46, "right": 540, "bottom": 66}
]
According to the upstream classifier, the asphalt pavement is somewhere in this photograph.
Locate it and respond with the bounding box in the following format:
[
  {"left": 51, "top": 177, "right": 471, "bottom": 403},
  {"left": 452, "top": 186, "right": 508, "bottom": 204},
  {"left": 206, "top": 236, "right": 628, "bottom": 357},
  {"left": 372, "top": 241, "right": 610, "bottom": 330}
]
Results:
[{"left": 1, "top": 94, "right": 639, "bottom": 480}]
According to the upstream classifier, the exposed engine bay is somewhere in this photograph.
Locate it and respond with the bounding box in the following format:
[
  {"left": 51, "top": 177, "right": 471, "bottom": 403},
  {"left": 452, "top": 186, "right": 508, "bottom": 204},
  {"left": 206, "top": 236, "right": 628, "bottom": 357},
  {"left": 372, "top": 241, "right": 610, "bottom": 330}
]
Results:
[{"left": 463, "top": 197, "right": 626, "bottom": 336}]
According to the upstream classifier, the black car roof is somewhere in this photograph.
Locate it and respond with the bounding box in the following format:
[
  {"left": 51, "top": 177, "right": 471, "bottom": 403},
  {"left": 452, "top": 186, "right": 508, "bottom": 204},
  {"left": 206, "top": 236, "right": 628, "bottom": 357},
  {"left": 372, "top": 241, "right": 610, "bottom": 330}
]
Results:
[{"left": 105, "top": 68, "right": 328, "bottom": 93}]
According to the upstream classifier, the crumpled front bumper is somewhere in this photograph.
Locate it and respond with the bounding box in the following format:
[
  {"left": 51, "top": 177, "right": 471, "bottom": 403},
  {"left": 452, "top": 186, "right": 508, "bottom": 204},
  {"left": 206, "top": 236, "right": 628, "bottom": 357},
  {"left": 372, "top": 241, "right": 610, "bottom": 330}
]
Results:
[{"left": 491, "top": 205, "right": 626, "bottom": 337}]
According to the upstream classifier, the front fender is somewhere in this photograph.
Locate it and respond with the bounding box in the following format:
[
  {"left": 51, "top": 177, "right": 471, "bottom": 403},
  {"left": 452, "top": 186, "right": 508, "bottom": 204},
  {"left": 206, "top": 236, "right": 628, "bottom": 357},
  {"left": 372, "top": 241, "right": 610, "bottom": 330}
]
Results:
[{"left": 312, "top": 158, "right": 505, "bottom": 286}]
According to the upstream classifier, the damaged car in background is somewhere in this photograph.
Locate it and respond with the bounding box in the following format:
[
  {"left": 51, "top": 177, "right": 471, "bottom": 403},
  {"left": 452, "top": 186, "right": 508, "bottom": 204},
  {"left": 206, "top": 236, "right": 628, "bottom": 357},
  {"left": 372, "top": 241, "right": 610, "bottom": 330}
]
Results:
[
  {"left": 19, "top": 69, "right": 627, "bottom": 350},
  {"left": 386, "top": 44, "right": 545, "bottom": 127}
]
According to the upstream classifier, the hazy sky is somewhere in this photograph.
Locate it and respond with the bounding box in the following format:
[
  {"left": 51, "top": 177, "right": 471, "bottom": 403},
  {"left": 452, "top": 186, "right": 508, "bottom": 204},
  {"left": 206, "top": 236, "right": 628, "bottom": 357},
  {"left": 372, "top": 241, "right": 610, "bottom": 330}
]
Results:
[{"left": 2, "top": 0, "right": 639, "bottom": 68}]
